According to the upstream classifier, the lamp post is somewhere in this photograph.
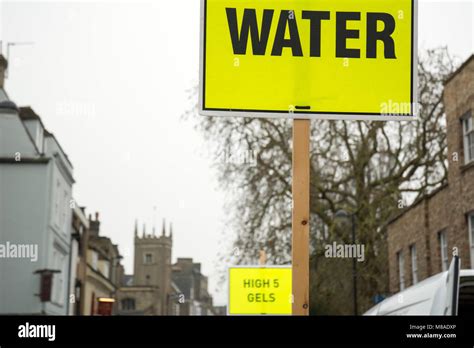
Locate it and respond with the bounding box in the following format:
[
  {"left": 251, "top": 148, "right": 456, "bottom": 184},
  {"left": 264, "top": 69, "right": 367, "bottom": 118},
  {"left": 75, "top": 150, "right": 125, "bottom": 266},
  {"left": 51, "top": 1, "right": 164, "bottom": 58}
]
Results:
[{"left": 335, "top": 209, "right": 358, "bottom": 316}]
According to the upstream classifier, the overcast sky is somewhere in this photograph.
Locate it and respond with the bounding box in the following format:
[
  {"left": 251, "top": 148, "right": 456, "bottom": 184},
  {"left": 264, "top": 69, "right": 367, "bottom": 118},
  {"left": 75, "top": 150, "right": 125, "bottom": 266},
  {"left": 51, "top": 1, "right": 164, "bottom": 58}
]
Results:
[{"left": 0, "top": 0, "right": 472, "bottom": 305}]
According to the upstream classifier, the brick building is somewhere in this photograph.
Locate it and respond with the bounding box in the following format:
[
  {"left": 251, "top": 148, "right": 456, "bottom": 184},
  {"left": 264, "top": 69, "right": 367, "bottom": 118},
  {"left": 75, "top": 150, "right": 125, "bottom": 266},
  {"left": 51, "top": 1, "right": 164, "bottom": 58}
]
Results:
[{"left": 387, "top": 55, "right": 474, "bottom": 294}]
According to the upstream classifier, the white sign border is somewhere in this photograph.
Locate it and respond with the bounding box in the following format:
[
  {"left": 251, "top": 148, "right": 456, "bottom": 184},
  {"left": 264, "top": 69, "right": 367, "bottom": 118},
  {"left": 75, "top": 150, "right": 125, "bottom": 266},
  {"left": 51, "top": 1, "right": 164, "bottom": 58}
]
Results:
[{"left": 199, "top": 0, "right": 419, "bottom": 122}]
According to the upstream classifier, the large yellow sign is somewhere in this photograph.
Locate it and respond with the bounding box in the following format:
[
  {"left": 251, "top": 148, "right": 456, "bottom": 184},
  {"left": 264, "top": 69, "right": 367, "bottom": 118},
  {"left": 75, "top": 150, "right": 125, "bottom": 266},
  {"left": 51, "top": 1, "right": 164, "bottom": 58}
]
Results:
[
  {"left": 200, "top": 0, "right": 417, "bottom": 120},
  {"left": 228, "top": 267, "right": 292, "bottom": 315}
]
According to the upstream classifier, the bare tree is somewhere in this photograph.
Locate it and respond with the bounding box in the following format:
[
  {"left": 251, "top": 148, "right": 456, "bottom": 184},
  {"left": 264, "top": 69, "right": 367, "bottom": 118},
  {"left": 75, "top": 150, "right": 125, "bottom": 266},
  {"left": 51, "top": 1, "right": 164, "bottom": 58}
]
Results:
[{"left": 188, "top": 47, "right": 458, "bottom": 314}]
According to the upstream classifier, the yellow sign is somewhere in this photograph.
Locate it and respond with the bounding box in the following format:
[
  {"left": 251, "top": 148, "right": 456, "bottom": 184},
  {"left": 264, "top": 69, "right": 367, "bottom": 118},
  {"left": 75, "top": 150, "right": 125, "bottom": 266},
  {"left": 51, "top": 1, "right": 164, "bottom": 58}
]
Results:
[
  {"left": 200, "top": 0, "right": 417, "bottom": 120},
  {"left": 228, "top": 266, "right": 292, "bottom": 315}
]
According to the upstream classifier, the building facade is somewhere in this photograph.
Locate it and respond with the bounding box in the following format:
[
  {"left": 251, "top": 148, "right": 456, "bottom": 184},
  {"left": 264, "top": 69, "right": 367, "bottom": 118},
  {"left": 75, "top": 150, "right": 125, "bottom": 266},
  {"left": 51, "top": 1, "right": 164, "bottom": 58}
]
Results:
[
  {"left": 117, "top": 222, "right": 216, "bottom": 315},
  {"left": 172, "top": 258, "right": 214, "bottom": 315},
  {"left": 117, "top": 222, "right": 173, "bottom": 315},
  {"left": 387, "top": 55, "right": 474, "bottom": 293},
  {"left": 0, "top": 55, "right": 75, "bottom": 314},
  {"left": 0, "top": 54, "right": 125, "bottom": 316},
  {"left": 82, "top": 212, "right": 124, "bottom": 315},
  {"left": 69, "top": 204, "right": 89, "bottom": 315}
]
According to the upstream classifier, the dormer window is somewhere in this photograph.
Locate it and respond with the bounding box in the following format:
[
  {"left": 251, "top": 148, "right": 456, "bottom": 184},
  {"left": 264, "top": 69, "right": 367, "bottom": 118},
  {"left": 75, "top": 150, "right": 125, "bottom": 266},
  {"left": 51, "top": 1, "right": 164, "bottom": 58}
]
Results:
[{"left": 462, "top": 111, "right": 474, "bottom": 164}]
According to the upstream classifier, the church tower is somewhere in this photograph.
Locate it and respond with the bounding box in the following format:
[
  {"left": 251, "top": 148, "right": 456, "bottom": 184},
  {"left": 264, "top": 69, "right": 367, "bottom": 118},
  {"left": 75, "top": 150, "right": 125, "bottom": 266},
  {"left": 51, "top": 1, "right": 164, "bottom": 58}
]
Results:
[{"left": 133, "top": 219, "right": 172, "bottom": 314}]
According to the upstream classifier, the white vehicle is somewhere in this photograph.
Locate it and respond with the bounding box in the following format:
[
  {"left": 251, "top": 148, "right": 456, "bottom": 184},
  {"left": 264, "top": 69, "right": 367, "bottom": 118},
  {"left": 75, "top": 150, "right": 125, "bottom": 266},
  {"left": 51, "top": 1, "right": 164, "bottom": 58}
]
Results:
[{"left": 365, "top": 256, "right": 474, "bottom": 316}]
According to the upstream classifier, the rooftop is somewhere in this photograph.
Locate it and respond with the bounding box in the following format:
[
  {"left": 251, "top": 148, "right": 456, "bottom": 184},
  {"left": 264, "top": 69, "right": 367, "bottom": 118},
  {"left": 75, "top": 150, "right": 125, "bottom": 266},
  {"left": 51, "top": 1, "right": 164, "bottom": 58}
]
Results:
[{"left": 444, "top": 54, "right": 474, "bottom": 85}]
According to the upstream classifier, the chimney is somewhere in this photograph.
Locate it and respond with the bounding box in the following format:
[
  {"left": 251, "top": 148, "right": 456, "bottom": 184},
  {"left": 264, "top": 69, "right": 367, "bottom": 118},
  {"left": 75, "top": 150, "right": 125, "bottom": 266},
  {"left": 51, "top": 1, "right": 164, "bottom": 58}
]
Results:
[
  {"left": 0, "top": 55, "right": 7, "bottom": 89},
  {"left": 89, "top": 212, "right": 100, "bottom": 237}
]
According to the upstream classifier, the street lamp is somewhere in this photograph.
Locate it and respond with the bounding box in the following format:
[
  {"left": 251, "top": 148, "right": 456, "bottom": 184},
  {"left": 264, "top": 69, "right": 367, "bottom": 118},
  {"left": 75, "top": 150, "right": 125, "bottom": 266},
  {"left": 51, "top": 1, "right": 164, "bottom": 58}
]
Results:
[{"left": 335, "top": 209, "right": 358, "bottom": 316}]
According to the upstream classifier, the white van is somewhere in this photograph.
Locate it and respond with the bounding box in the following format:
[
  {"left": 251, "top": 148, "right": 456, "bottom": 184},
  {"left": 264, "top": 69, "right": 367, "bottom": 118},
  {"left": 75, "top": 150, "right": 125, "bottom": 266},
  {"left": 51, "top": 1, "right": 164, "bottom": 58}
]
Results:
[{"left": 365, "top": 256, "right": 474, "bottom": 316}]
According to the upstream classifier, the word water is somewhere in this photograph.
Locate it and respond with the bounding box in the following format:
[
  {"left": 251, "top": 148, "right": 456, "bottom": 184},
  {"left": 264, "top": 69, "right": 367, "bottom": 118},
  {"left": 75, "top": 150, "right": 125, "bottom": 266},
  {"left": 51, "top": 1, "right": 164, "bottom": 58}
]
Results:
[{"left": 226, "top": 8, "right": 397, "bottom": 58}]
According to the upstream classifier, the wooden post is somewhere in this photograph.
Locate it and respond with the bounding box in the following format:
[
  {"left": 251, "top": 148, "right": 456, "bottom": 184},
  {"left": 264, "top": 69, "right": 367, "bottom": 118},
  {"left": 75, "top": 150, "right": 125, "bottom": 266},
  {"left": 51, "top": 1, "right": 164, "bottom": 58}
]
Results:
[
  {"left": 292, "top": 119, "right": 310, "bottom": 315},
  {"left": 259, "top": 250, "right": 267, "bottom": 266}
]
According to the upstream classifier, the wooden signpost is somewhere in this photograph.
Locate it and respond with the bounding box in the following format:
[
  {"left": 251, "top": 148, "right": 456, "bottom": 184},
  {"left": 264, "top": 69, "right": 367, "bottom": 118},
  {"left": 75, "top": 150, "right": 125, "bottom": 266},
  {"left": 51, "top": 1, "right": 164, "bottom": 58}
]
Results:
[{"left": 291, "top": 119, "right": 310, "bottom": 315}]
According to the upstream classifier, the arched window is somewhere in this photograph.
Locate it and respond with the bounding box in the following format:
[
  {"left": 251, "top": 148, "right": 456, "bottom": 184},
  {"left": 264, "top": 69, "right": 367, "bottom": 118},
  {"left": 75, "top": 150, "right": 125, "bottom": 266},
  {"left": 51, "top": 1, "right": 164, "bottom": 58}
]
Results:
[{"left": 121, "top": 298, "right": 135, "bottom": 311}]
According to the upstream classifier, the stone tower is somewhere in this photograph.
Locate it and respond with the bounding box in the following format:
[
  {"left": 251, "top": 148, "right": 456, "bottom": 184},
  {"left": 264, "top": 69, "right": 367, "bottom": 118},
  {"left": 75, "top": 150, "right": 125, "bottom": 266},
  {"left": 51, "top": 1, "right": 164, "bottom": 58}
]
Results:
[{"left": 133, "top": 219, "right": 172, "bottom": 314}]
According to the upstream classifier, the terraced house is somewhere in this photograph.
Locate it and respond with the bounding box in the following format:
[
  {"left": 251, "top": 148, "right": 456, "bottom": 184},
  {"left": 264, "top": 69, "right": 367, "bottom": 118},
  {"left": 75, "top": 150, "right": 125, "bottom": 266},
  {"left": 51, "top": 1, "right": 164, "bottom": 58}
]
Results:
[{"left": 387, "top": 55, "right": 474, "bottom": 293}]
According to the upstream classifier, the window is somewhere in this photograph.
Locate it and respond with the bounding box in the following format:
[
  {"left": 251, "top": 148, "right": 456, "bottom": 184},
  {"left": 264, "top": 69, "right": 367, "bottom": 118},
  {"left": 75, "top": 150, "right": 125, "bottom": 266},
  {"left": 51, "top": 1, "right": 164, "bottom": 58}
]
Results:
[
  {"left": 54, "top": 179, "right": 70, "bottom": 235},
  {"left": 121, "top": 298, "right": 135, "bottom": 311},
  {"left": 469, "top": 213, "right": 474, "bottom": 269},
  {"left": 54, "top": 180, "right": 61, "bottom": 226},
  {"left": 52, "top": 250, "right": 65, "bottom": 305},
  {"left": 462, "top": 111, "right": 474, "bottom": 164},
  {"left": 102, "top": 261, "right": 110, "bottom": 279},
  {"left": 59, "top": 190, "right": 65, "bottom": 228},
  {"left": 61, "top": 190, "right": 68, "bottom": 232},
  {"left": 439, "top": 231, "right": 449, "bottom": 271},
  {"left": 91, "top": 251, "right": 98, "bottom": 270},
  {"left": 410, "top": 244, "right": 418, "bottom": 285},
  {"left": 397, "top": 251, "right": 405, "bottom": 291},
  {"left": 144, "top": 253, "right": 153, "bottom": 264}
]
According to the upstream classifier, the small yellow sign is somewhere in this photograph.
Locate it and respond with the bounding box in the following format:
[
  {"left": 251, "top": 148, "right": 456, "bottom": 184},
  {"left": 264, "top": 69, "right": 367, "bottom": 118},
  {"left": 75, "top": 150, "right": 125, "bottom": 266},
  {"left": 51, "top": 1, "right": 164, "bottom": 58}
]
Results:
[
  {"left": 228, "top": 266, "right": 292, "bottom": 315},
  {"left": 200, "top": 0, "right": 417, "bottom": 120}
]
